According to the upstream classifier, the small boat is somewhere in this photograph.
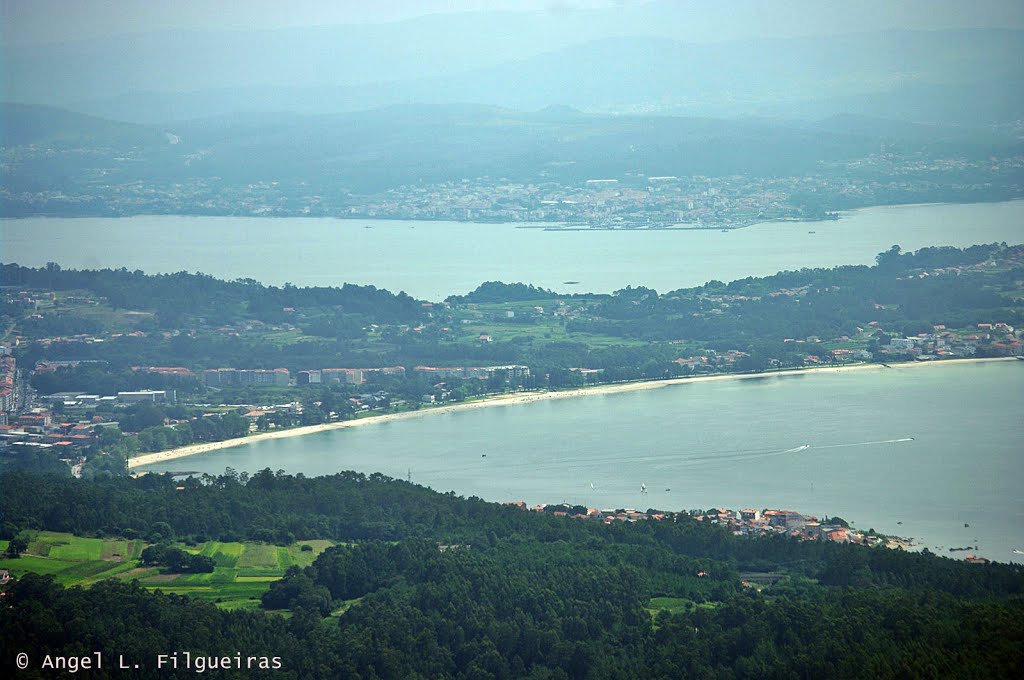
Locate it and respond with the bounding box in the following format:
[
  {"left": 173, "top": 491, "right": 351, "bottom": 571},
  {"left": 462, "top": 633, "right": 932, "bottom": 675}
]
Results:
[
  {"left": 964, "top": 523, "right": 970, "bottom": 528},
  {"left": 665, "top": 488, "right": 671, "bottom": 492},
  {"left": 1012, "top": 549, "right": 1024, "bottom": 555},
  {"left": 640, "top": 483, "right": 647, "bottom": 493},
  {"left": 808, "top": 230, "right": 816, "bottom": 234},
  {"left": 481, "top": 454, "right": 487, "bottom": 458}
]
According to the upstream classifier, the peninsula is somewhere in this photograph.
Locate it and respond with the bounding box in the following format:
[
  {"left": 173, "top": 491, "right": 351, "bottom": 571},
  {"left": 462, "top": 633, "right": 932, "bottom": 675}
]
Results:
[{"left": 2, "top": 242, "right": 1022, "bottom": 479}]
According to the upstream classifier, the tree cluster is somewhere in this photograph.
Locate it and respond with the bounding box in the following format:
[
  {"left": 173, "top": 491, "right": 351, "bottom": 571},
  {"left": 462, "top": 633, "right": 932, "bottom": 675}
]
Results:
[{"left": 139, "top": 543, "right": 215, "bottom": 573}]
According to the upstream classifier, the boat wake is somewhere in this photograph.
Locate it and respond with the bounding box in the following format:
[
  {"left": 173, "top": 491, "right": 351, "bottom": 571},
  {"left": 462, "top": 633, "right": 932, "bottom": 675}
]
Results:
[
  {"left": 813, "top": 437, "right": 915, "bottom": 450},
  {"left": 423, "top": 437, "right": 916, "bottom": 479}
]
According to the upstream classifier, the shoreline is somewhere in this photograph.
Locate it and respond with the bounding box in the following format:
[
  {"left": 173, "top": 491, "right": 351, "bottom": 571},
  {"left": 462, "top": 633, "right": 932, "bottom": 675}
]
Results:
[
  {"left": 127, "top": 356, "right": 1017, "bottom": 470},
  {"left": 5, "top": 197, "right": 1021, "bottom": 225}
]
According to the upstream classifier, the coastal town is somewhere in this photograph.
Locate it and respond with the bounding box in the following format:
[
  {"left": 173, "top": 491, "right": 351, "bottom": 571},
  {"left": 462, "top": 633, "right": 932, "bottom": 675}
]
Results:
[
  {"left": 2, "top": 249, "right": 1022, "bottom": 475},
  {"left": 319, "top": 155, "right": 1024, "bottom": 229},
  {"left": 5, "top": 135, "right": 1021, "bottom": 228},
  {"left": 508, "top": 502, "right": 932, "bottom": 558},
  {"left": 2, "top": 316, "right": 1020, "bottom": 472}
]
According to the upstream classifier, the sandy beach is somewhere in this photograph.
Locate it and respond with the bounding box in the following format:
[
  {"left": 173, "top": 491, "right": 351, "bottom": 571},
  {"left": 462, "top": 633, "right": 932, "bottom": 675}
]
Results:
[{"left": 127, "top": 356, "right": 1018, "bottom": 469}]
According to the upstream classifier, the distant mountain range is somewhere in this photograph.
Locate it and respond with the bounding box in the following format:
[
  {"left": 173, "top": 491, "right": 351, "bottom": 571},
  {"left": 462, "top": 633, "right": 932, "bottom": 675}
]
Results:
[
  {"left": 3, "top": 25, "right": 1021, "bottom": 126},
  {"left": 3, "top": 102, "right": 1020, "bottom": 197},
  {"left": 0, "top": 103, "right": 165, "bottom": 147}
]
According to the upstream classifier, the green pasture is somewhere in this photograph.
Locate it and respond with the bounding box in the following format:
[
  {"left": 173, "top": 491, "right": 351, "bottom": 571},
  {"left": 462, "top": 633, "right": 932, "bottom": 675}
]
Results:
[
  {"left": 1, "top": 533, "right": 146, "bottom": 585},
  {"left": 648, "top": 596, "right": 693, "bottom": 616},
  {"left": 0, "top": 532, "right": 335, "bottom": 610}
]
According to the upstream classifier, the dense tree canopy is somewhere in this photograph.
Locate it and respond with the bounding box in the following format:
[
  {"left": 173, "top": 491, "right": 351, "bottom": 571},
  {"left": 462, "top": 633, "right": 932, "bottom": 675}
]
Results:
[
  {"left": 1, "top": 263, "right": 426, "bottom": 329},
  {"left": 2, "top": 470, "right": 1023, "bottom": 678}
]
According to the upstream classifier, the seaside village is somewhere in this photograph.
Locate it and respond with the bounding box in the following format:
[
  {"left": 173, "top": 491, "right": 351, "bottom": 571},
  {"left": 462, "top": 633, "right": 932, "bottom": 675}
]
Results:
[
  {"left": 0, "top": 360, "right": 536, "bottom": 467},
  {"left": 504, "top": 502, "right": 944, "bottom": 559}
]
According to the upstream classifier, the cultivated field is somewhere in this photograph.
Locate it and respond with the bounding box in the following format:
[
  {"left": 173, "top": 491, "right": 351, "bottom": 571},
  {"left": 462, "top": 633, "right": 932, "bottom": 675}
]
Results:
[{"left": 0, "top": 532, "right": 336, "bottom": 610}]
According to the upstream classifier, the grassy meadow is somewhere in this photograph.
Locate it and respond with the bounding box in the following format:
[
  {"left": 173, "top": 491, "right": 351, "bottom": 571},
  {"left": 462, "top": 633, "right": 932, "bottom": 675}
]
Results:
[{"left": 0, "top": 532, "right": 335, "bottom": 610}]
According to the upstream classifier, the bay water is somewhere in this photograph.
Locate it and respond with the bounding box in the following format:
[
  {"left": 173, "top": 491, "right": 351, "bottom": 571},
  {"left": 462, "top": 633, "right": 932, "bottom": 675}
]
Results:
[
  {"left": 140, "top": 362, "right": 1024, "bottom": 563},
  {"left": 4, "top": 200, "right": 1023, "bottom": 300},
  {"left": 8, "top": 201, "right": 1023, "bottom": 561}
]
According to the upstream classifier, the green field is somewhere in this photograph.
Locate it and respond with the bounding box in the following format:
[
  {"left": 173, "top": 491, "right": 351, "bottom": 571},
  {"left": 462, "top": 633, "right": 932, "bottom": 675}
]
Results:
[
  {"left": 647, "top": 596, "right": 719, "bottom": 625},
  {"left": 648, "top": 596, "right": 694, "bottom": 616},
  {"left": 0, "top": 532, "right": 335, "bottom": 610},
  {"left": 199, "top": 541, "right": 244, "bottom": 567},
  {"left": 446, "top": 296, "right": 653, "bottom": 349}
]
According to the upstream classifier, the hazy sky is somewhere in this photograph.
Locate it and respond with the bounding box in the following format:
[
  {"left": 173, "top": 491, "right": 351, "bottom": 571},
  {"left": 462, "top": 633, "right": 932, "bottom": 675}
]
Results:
[
  {"left": 0, "top": 1, "right": 638, "bottom": 44},
  {"left": 3, "top": 0, "right": 1023, "bottom": 46}
]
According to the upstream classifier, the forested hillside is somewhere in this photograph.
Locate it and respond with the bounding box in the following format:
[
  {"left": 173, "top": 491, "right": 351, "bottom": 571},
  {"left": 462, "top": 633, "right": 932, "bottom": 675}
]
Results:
[{"left": 1, "top": 470, "right": 1022, "bottom": 678}]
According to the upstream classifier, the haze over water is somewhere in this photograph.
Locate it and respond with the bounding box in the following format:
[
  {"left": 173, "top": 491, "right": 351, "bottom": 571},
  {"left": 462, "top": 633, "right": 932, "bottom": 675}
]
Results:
[
  {"left": 3, "top": 200, "right": 1022, "bottom": 300},
  {"left": 141, "top": 362, "right": 1024, "bottom": 563}
]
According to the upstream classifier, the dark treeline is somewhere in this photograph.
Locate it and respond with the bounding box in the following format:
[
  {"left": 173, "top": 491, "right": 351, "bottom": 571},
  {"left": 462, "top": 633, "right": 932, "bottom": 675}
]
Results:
[
  {"left": 447, "top": 281, "right": 564, "bottom": 304},
  {"left": 2, "top": 470, "right": 1023, "bottom": 678},
  {"left": 30, "top": 362, "right": 201, "bottom": 395},
  {"left": 569, "top": 243, "right": 1021, "bottom": 345},
  {"left": 3, "top": 469, "right": 1023, "bottom": 599},
  {"left": 0, "top": 262, "right": 426, "bottom": 328},
  {"left": 139, "top": 543, "right": 215, "bottom": 573},
  {"left": 261, "top": 539, "right": 1023, "bottom": 678},
  {"left": 4, "top": 570, "right": 1022, "bottom": 679},
  {"left": 18, "top": 333, "right": 393, "bottom": 375},
  {"left": 7, "top": 244, "right": 1022, "bottom": 396}
]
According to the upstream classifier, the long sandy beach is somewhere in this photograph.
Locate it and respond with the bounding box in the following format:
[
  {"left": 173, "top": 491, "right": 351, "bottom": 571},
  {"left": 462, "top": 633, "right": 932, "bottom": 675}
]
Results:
[{"left": 127, "top": 357, "right": 1018, "bottom": 469}]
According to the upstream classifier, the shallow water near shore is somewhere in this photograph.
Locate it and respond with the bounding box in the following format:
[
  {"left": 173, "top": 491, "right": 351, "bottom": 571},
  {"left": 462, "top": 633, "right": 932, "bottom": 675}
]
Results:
[{"left": 141, "top": 361, "right": 1024, "bottom": 563}]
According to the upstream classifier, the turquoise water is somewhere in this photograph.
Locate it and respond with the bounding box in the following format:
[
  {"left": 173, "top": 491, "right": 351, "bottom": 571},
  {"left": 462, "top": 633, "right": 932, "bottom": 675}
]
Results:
[
  {"left": 141, "top": 362, "right": 1024, "bottom": 563},
  {"left": 10, "top": 202, "right": 1024, "bottom": 560},
  {"left": 4, "top": 200, "right": 1023, "bottom": 300}
]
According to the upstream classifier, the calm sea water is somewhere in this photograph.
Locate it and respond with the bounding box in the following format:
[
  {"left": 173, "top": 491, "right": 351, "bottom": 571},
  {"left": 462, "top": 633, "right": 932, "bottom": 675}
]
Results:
[
  {"left": 3, "top": 200, "right": 1023, "bottom": 300},
  {"left": 140, "top": 362, "right": 1024, "bottom": 563},
  {"left": 10, "top": 203, "right": 1024, "bottom": 560}
]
